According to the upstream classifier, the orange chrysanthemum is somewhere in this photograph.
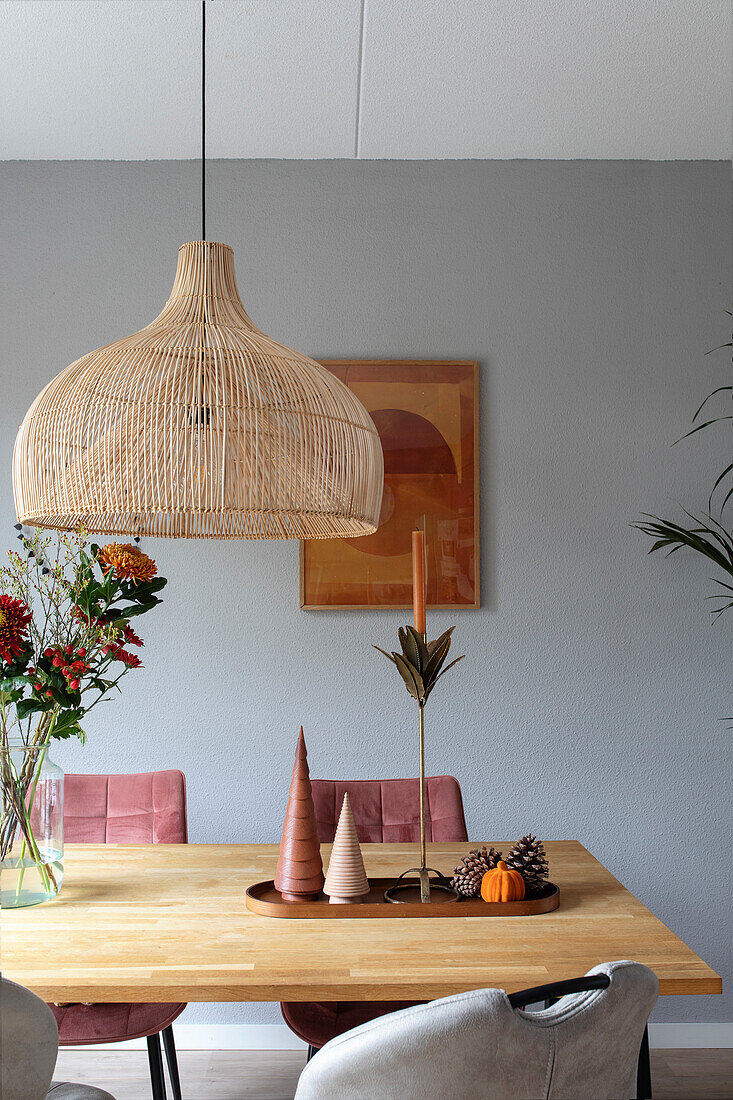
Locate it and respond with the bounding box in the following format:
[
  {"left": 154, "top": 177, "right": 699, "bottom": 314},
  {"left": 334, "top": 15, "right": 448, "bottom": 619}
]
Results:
[
  {"left": 0, "top": 595, "right": 32, "bottom": 664},
  {"left": 97, "top": 543, "right": 157, "bottom": 584}
]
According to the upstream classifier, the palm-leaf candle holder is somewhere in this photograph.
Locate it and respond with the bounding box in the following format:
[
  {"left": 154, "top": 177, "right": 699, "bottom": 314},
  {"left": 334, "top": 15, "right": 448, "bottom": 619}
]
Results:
[{"left": 374, "top": 625, "right": 464, "bottom": 903}]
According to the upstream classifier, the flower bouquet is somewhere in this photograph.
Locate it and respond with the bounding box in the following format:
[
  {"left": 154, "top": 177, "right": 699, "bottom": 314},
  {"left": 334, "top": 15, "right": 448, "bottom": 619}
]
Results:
[{"left": 0, "top": 528, "right": 166, "bottom": 906}]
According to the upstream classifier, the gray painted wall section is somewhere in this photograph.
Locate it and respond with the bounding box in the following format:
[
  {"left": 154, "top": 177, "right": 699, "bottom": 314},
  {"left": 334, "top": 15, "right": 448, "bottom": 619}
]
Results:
[{"left": 0, "top": 160, "right": 730, "bottom": 1028}]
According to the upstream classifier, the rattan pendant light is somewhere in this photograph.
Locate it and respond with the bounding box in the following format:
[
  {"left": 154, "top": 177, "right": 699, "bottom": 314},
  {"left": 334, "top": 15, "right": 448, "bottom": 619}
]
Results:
[{"left": 13, "top": 4, "right": 383, "bottom": 540}]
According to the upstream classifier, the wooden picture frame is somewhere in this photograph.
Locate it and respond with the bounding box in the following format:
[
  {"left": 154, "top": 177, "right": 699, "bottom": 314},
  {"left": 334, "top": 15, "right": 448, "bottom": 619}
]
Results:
[{"left": 300, "top": 360, "right": 480, "bottom": 610}]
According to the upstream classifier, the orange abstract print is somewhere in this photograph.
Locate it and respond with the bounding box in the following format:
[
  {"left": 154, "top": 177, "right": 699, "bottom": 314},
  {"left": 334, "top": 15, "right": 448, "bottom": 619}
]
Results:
[{"left": 300, "top": 361, "right": 479, "bottom": 609}]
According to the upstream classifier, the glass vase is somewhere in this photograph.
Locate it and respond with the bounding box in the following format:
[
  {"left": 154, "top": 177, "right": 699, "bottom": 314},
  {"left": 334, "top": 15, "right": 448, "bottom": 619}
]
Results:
[{"left": 1, "top": 739, "right": 64, "bottom": 908}]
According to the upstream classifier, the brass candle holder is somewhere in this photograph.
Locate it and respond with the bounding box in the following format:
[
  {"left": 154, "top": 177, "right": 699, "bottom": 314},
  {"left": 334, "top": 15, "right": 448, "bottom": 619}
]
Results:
[{"left": 374, "top": 625, "right": 465, "bottom": 904}]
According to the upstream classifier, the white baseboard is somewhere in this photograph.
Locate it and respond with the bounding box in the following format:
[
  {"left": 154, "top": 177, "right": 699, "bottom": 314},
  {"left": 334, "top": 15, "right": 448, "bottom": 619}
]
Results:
[
  {"left": 648, "top": 1023, "right": 733, "bottom": 1049},
  {"left": 75, "top": 1021, "right": 733, "bottom": 1052},
  {"left": 75, "top": 1025, "right": 305, "bottom": 1052}
]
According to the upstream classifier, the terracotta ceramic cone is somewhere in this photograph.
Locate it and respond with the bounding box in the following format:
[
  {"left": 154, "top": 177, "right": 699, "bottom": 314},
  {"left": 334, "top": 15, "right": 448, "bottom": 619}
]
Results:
[
  {"left": 288, "top": 784, "right": 313, "bottom": 803},
  {"left": 278, "top": 862, "right": 323, "bottom": 877},
  {"left": 278, "top": 875, "right": 325, "bottom": 897},
  {"left": 282, "top": 816, "right": 319, "bottom": 840},
  {"left": 324, "top": 793, "right": 369, "bottom": 904},
  {"left": 274, "top": 728, "right": 324, "bottom": 901},
  {"left": 278, "top": 836, "right": 321, "bottom": 863}
]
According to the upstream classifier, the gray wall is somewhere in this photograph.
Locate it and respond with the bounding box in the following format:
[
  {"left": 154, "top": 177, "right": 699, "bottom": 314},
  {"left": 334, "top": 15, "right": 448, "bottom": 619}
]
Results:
[{"left": 1, "top": 160, "right": 730, "bottom": 1029}]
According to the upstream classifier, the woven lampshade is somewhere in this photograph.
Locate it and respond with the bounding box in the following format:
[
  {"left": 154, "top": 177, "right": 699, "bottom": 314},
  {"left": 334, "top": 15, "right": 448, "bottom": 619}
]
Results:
[{"left": 13, "top": 241, "right": 383, "bottom": 539}]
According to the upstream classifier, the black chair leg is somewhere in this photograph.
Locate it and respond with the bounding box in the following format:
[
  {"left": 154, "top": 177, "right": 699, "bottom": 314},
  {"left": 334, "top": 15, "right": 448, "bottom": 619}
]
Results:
[
  {"left": 636, "top": 1025, "right": 652, "bottom": 1099},
  {"left": 147, "top": 1032, "right": 167, "bottom": 1100},
  {"left": 307, "top": 1044, "right": 318, "bottom": 1062},
  {"left": 162, "top": 1025, "right": 182, "bottom": 1100}
]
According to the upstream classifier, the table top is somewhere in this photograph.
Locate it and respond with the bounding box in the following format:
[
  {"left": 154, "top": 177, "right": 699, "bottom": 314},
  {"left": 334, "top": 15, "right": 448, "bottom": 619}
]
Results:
[{"left": 1, "top": 841, "right": 720, "bottom": 1003}]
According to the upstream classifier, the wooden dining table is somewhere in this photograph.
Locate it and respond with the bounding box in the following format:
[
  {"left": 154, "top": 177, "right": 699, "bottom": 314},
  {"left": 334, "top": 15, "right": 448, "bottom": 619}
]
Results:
[{"left": 1, "top": 841, "right": 720, "bottom": 1004}]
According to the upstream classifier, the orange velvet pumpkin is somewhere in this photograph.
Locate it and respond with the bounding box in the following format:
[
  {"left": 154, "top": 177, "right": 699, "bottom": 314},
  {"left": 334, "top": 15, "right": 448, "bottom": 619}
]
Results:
[{"left": 480, "top": 860, "right": 525, "bottom": 902}]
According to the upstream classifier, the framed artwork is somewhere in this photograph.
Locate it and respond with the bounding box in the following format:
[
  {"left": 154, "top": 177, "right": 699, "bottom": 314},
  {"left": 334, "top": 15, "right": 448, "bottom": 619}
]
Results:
[{"left": 300, "top": 360, "right": 479, "bottom": 610}]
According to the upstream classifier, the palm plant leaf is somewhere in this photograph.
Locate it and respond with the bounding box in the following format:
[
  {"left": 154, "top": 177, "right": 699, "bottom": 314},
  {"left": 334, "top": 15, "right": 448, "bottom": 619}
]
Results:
[
  {"left": 691, "top": 386, "right": 733, "bottom": 422},
  {"left": 668, "top": 323, "right": 733, "bottom": 518},
  {"left": 634, "top": 511, "right": 733, "bottom": 617},
  {"left": 708, "top": 461, "right": 733, "bottom": 512},
  {"left": 674, "top": 416, "right": 733, "bottom": 445},
  {"left": 718, "top": 482, "right": 733, "bottom": 516},
  {"left": 636, "top": 514, "right": 733, "bottom": 569},
  {"left": 708, "top": 578, "right": 733, "bottom": 595},
  {"left": 695, "top": 510, "right": 733, "bottom": 566}
]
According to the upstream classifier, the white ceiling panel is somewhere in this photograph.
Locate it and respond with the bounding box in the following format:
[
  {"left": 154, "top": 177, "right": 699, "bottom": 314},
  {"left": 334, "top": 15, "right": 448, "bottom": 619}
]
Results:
[
  {"left": 0, "top": 0, "right": 361, "bottom": 159},
  {"left": 0, "top": 0, "right": 729, "bottom": 160},
  {"left": 358, "top": 0, "right": 731, "bottom": 159}
]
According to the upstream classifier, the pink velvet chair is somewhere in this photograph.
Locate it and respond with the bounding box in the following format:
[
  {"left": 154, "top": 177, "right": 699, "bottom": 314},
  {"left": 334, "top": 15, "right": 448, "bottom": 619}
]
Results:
[
  {"left": 280, "top": 775, "right": 468, "bottom": 1054},
  {"left": 51, "top": 771, "right": 187, "bottom": 1100}
]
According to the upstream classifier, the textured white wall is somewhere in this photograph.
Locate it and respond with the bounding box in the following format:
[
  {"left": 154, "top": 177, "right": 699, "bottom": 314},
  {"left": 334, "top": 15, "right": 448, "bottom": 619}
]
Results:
[{"left": 0, "top": 160, "right": 730, "bottom": 1029}]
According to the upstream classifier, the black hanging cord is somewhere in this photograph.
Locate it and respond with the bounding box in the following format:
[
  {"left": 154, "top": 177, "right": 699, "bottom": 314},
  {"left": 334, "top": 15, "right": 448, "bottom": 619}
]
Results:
[{"left": 201, "top": 0, "right": 206, "bottom": 241}]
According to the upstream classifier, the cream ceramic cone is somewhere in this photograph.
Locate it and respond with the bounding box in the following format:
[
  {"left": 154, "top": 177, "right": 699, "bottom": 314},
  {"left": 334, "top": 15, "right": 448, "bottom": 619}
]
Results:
[{"left": 324, "top": 793, "right": 370, "bottom": 904}]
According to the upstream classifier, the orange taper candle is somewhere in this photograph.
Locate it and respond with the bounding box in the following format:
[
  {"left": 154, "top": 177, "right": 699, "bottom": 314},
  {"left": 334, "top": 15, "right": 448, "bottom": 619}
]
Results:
[{"left": 412, "top": 529, "right": 427, "bottom": 635}]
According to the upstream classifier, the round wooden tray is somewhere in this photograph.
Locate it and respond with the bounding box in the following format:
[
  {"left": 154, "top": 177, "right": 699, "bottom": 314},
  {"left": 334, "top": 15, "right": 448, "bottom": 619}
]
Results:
[{"left": 245, "top": 879, "right": 560, "bottom": 918}]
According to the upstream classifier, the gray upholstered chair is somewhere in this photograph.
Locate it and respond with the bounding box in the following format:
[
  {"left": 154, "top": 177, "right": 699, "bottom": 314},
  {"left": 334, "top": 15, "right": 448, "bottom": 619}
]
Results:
[
  {"left": 0, "top": 978, "right": 115, "bottom": 1100},
  {"left": 294, "top": 960, "right": 659, "bottom": 1100}
]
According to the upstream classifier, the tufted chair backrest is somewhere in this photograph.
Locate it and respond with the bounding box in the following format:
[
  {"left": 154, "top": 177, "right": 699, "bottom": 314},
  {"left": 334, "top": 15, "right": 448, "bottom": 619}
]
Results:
[
  {"left": 310, "top": 776, "right": 467, "bottom": 844},
  {"left": 64, "top": 770, "right": 187, "bottom": 844}
]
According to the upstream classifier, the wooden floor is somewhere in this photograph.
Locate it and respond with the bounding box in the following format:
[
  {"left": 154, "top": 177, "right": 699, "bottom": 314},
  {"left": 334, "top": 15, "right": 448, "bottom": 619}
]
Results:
[{"left": 53, "top": 1048, "right": 733, "bottom": 1099}]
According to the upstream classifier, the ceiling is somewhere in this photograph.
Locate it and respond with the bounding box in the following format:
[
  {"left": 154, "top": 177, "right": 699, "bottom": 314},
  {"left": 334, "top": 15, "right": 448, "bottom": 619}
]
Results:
[{"left": 1, "top": 0, "right": 730, "bottom": 161}]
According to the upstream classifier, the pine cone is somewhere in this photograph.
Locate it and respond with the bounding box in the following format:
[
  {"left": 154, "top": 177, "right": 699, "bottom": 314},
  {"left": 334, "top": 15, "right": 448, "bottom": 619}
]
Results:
[
  {"left": 451, "top": 846, "right": 502, "bottom": 898},
  {"left": 505, "top": 834, "right": 549, "bottom": 897}
]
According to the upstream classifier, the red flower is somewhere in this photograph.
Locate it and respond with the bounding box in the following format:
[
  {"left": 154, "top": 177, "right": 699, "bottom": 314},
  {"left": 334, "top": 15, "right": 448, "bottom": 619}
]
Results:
[
  {"left": 116, "top": 649, "right": 142, "bottom": 669},
  {"left": 0, "top": 595, "right": 32, "bottom": 663},
  {"left": 123, "top": 625, "right": 144, "bottom": 648}
]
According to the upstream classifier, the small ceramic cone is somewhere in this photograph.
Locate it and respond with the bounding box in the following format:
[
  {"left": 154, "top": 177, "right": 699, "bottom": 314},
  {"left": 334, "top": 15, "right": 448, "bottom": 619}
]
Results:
[
  {"left": 274, "top": 728, "right": 324, "bottom": 901},
  {"left": 324, "top": 793, "right": 369, "bottom": 903}
]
